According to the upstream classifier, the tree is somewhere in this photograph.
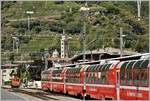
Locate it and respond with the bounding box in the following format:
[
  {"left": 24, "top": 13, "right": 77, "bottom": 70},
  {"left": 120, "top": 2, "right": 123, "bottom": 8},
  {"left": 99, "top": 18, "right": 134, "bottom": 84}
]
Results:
[
  {"left": 17, "top": 64, "right": 30, "bottom": 87},
  {"left": 9, "top": 53, "right": 15, "bottom": 63}
]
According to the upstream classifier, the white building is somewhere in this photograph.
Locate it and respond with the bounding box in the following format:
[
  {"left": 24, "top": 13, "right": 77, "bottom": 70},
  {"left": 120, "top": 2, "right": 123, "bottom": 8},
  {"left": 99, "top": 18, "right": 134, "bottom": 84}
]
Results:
[
  {"left": 61, "top": 35, "right": 68, "bottom": 58},
  {"left": 52, "top": 49, "right": 59, "bottom": 58}
]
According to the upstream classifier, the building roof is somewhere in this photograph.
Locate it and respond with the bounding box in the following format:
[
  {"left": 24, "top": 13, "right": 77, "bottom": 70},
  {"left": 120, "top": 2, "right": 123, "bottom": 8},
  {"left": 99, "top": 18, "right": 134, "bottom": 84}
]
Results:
[
  {"left": 69, "top": 52, "right": 118, "bottom": 62},
  {"left": 1, "top": 63, "right": 19, "bottom": 69},
  {"left": 48, "top": 57, "right": 69, "bottom": 61},
  {"left": 13, "top": 60, "right": 34, "bottom": 64},
  {"left": 69, "top": 48, "right": 140, "bottom": 63}
]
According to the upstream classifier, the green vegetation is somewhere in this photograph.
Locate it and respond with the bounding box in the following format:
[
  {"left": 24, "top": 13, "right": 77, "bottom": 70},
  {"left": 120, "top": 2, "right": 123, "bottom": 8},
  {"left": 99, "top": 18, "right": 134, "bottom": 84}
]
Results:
[
  {"left": 1, "top": 1, "right": 149, "bottom": 62},
  {"left": 4, "top": 81, "right": 11, "bottom": 85},
  {"left": 16, "top": 64, "right": 30, "bottom": 87}
]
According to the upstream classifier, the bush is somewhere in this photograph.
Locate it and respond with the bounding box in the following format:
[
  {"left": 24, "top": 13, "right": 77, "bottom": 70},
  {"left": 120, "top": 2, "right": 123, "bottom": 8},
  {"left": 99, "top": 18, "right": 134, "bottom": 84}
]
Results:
[
  {"left": 66, "top": 22, "right": 83, "bottom": 34},
  {"left": 4, "top": 81, "right": 11, "bottom": 85}
]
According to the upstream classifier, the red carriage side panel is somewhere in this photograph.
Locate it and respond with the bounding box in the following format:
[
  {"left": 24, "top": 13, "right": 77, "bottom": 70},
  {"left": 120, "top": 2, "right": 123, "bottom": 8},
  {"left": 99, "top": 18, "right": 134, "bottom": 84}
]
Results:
[
  {"left": 85, "top": 61, "right": 119, "bottom": 100},
  {"left": 51, "top": 69, "right": 64, "bottom": 93},
  {"left": 117, "top": 60, "right": 149, "bottom": 100}
]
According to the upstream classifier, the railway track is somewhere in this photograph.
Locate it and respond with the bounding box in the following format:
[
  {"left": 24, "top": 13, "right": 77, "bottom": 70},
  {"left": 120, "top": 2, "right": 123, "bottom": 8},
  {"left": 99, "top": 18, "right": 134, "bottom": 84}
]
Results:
[
  {"left": 2, "top": 87, "right": 81, "bottom": 100},
  {"left": 8, "top": 88, "right": 59, "bottom": 100}
]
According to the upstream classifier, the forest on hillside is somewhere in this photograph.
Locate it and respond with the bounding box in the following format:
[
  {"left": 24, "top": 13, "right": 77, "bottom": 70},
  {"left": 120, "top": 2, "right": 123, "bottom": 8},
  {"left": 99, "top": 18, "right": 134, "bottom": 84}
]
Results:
[{"left": 1, "top": 1, "right": 149, "bottom": 61}]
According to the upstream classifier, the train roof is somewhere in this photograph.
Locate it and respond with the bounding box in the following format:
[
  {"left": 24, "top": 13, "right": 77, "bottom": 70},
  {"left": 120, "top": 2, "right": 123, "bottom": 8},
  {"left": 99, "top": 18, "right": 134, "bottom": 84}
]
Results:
[{"left": 117, "top": 59, "right": 149, "bottom": 69}]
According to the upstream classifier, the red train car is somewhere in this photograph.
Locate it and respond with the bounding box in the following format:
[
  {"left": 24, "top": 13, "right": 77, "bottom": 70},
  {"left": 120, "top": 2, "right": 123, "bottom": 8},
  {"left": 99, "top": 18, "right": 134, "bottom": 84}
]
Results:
[
  {"left": 85, "top": 61, "right": 119, "bottom": 100},
  {"left": 41, "top": 70, "right": 51, "bottom": 91},
  {"left": 65, "top": 65, "right": 88, "bottom": 98},
  {"left": 51, "top": 69, "right": 64, "bottom": 93},
  {"left": 41, "top": 59, "right": 149, "bottom": 100},
  {"left": 116, "top": 59, "right": 149, "bottom": 100},
  {"left": 11, "top": 75, "right": 21, "bottom": 88}
]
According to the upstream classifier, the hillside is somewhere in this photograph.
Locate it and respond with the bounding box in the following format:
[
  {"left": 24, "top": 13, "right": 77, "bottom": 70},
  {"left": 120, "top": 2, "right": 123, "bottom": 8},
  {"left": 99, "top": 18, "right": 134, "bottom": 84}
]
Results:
[{"left": 1, "top": 1, "right": 149, "bottom": 61}]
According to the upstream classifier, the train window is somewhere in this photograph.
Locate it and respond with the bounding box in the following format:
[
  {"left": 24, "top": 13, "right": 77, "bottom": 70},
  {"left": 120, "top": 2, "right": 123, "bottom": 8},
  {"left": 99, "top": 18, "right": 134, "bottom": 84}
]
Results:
[
  {"left": 133, "top": 60, "right": 143, "bottom": 86},
  {"left": 101, "top": 71, "right": 106, "bottom": 84},
  {"left": 85, "top": 72, "right": 88, "bottom": 82},
  {"left": 94, "top": 72, "right": 98, "bottom": 84},
  {"left": 98, "top": 72, "right": 101, "bottom": 79},
  {"left": 105, "top": 64, "right": 111, "bottom": 70},
  {"left": 134, "top": 60, "right": 143, "bottom": 69},
  {"left": 102, "top": 64, "right": 108, "bottom": 71},
  {"left": 134, "top": 69, "right": 139, "bottom": 86},
  {"left": 88, "top": 72, "right": 91, "bottom": 83},
  {"left": 120, "top": 62, "right": 128, "bottom": 85},
  {"left": 75, "top": 73, "right": 80, "bottom": 83},
  {"left": 139, "top": 69, "right": 147, "bottom": 87},
  {"left": 126, "top": 69, "right": 132, "bottom": 86},
  {"left": 86, "top": 72, "right": 92, "bottom": 83},
  {"left": 77, "top": 68, "right": 81, "bottom": 73},
  {"left": 96, "top": 65, "right": 100, "bottom": 71},
  {"left": 66, "top": 72, "right": 81, "bottom": 83},
  {"left": 89, "top": 66, "right": 93, "bottom": 72},
  {"left": 93, "top": 66, "right": 97, "bottom": 72},
  {"left": 52, "top": 73, "right": 62, "bottom": 82},
  {"left": 126, "top": 61, "right": 135, "bottom": 86},
  {"left": 139, "top": 60, "right": 148, "bottom": 87},
  {"left": 140, "top": 60, "right": 149, "bottom": 68},
  {"left": 86, "top": 66, "right": 91, "bottom": 72},
  {"left": 85, "top": 64, "right": 108, "bottom": 84},
  {"left": 91, "top": 72, "right": 95, "bottom": 84},
  {"left": 66, "top": 74, "right": 68, "bottom": 82},
  {"left": 105, "top": 71, "right": 109, "bottom": 84},
  {"left": 100, "top": 65, "right": 104, "bottom": 71},
  {"left": 86, "top": 72, "right": 89, "bottom": 83},
  {"left": 66, "top": 73, "right": 70, "bottom": 83},
  {"left": 100, "top": 64, "right": 106, "bottom": 84},
  {"left": 66, "top": 73, "right": 69, "bottom": 83},
  {"left": 107, "top": 63, "right": 112, "bottom": 85},
  {"left": 96, "top": 72, "right": 101, "bottom": 84}
]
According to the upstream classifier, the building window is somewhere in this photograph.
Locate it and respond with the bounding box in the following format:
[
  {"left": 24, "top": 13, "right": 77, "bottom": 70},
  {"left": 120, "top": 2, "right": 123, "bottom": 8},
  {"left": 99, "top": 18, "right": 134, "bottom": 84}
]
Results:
[{"left": 3, "top": 70, "right": 6, "bottom": 73}]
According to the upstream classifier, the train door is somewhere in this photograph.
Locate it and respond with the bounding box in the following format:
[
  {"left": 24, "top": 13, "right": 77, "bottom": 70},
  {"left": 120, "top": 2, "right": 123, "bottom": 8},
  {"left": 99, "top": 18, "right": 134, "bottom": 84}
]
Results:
[{"left": 116, "top": 69, "right": 120, "bottom": 100}]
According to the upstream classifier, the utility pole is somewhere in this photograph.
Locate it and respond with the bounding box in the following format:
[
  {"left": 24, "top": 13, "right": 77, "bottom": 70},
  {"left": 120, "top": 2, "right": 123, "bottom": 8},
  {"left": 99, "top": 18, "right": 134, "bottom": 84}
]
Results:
[
  {"left": 137, "top": 0, "right": 141, "bottom": 21},
  {"left": 27, "top": 15, "right": 30, "bottom": 32},
  {"left": 45, "top": 1, "right": 47, "bottom": 8},
  {"left": 120, "top": 27, "right": 123, "bottom": 57},
  {"left": 12, "top": 37, "right": 19, "bottom": 54},
  {"left": 26, "top": 11, "right": 34, "bottom": 35},
  {"left": 80, "top": 2, "right": 89, "bottom": 62},
  {"left": 13, "top": 38, "right": 15, "bottom": 53},
  {"left": 80, "top": 2, "right": 90, "bottom": 100},
  {"left": 44, "top": 50, "right": 49, "bottom": 70},
  {"left": 83, "top": 18, "right": 86, "bottom": 62},
  {"left": 16, "top": 38, "right": 19, "bottom": 54}
]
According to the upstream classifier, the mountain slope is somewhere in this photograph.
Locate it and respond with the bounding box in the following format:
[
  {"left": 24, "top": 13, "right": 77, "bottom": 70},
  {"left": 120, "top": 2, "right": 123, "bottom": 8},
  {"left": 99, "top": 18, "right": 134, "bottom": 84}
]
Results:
[{"left": 1, "top": 1, "right": 149, "bottom": 59}]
